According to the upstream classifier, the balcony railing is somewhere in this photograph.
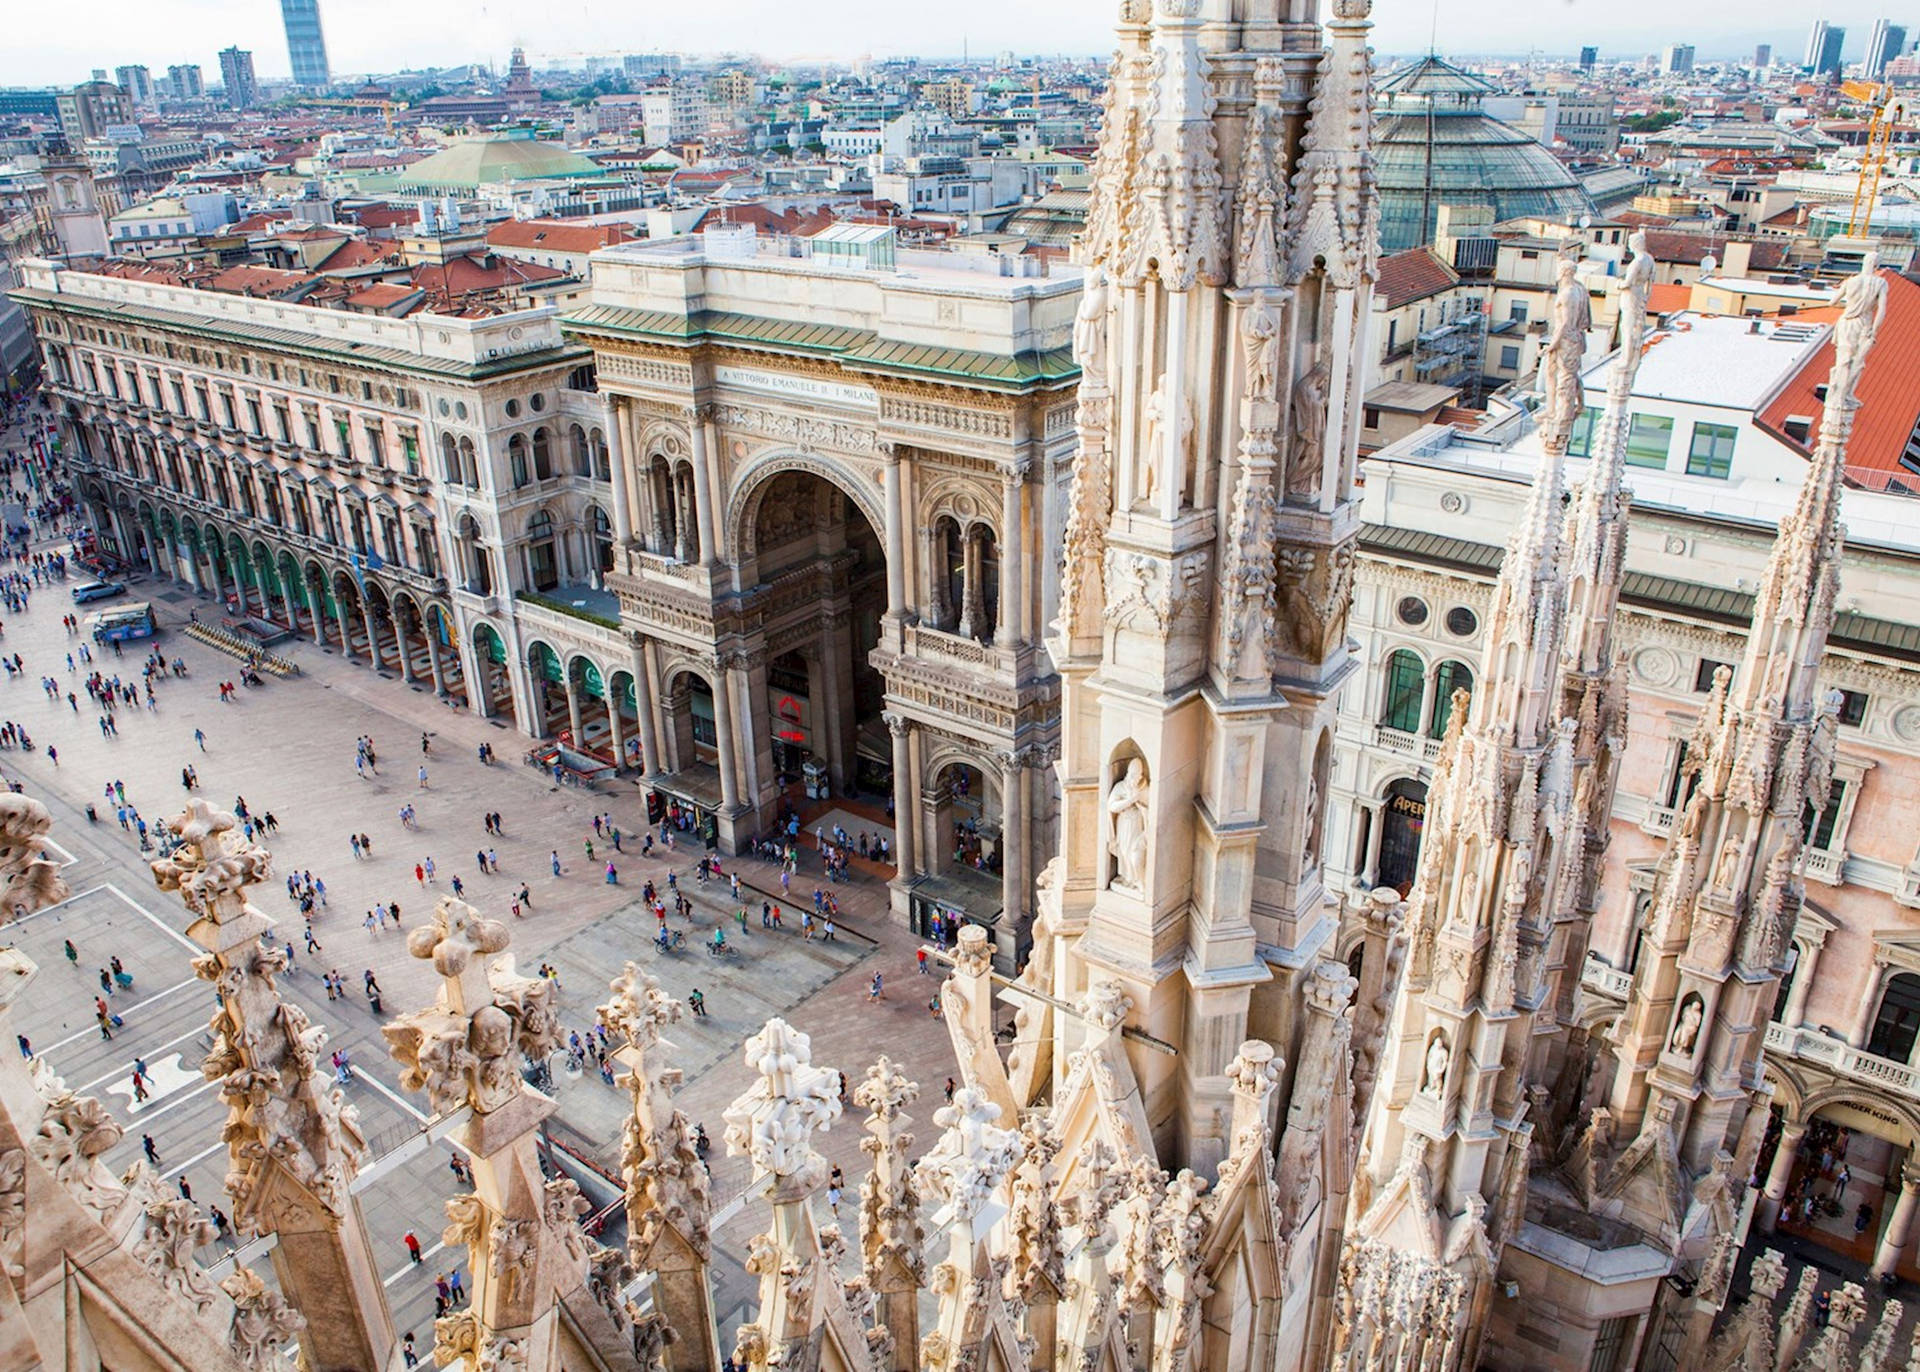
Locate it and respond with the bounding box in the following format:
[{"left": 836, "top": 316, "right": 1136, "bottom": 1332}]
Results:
[
  {"left": 1580, "top": 954, "right": 1633, "bottom": 1002},
  {"left": 1765, "top": 1021, "right": 1920, "bottom": 1101},
  {"left": 1371, "top": 724, "right": 1444, "bottom": 764},
  {"left": 1642, "top": 804, "right": 1677, "bottom": 838},
  {"left": 1802, "top": 848, "right": 1846, "bottom": 886}
]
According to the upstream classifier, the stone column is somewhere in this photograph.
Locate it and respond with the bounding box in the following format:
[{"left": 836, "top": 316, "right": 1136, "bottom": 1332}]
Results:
[
  {"left": 996, "top": 462, "right": 1024, "bottom": 648},
  {"left": 926, "top": 526, "right": 951, "bottom": 629},
  {"left": 359, "top": 597, "right": 381, "bottom": 669},
  {"left": 887, "top": 712, "right": 915, "bottom": 881},
  {"left": 304, "top": 575, "right": 327, "bottom": 646},
  {"left": 564, "top": 672, "right": 584, "bottom": 747},
  {"left": 1851, "top": 963, "right": 1891, "bottom": 1047},
  {"left": 1000, "top": 749, "right": 1026, "bottom": 929},
  {"left": 1873, "top": 1166, "right": 1920, "bottom": 1277},
  {"left": 688, "top": 411, "right": 717, "bottom": 565},
  {"left": 674, "top": 467, "right": 695, "bottom": 563},
  {"left": 711, "top": 662, "right": 742, "bottom": 812},
  {"left": 604, "top": 396, "right": 634, "bottom": 547},
  {"left": 1759, "top": 1120, "right": 1808, "bottom": 1231},
  {"left": 424, "top": 616, "right": 448, "bottom": 695},
  {"left": 1782, "top": 937, "right": 1822, "bottom": 1030},
  {"left": 395, "top": 607, "right": 418, "bottom": 684},
  {"left": 956, "top": 527, "right": 981, "bottom": 640},
  {"left": 883, "top": 445, "right": 908, "bottom": 619},
  {"left": 633, "top": 638, "right": 662, "bottom": 776},
  {"left": 606, "top": 693, "right": 625, "bottom": 768}
]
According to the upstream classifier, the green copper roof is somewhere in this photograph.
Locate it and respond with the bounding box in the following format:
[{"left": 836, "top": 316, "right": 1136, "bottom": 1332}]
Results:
[
  {"left": 397, "top": 134, "right": 602, "bottom": 191},
  {"left": 563, "top": 303, "right": 1079, "bottom": 391}
]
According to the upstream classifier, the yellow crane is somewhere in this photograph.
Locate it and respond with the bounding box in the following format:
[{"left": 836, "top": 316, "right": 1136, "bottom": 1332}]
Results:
[
  {"left": 296, "top": 97, "right": 409, "bottom": 132},
  {"left": 1842, "top": 79, "right": 1911, "bottom": 236}
]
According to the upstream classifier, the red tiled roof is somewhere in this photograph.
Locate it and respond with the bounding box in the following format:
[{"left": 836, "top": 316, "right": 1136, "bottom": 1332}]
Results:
[
  {"left": 486, "top": 219, "right": 636, "bottom": 253},
  {"left": 313, "top": 239, "right": 401, "bottom": 272},
  {"left": 691, "top": 203, "right": 805, "bottom": 235},
  {"left": 1375, "top": 247, "right": 1460, "bottom": 309},
  {"left": 1641, "top": 230, "right": 1789, "bottom": 270},
  {"left": 408, "top": 254, "right": 570, "bottom": 303},
  {"left": 1755, "top": 270, "right": 1920, "bottom": 492},
  {"left": 345, "top": 204, "right": 420, "bottom": 230},
  {"left": 205, "top": 264, "right": 319, "bottom": 298},
  {"left": 232, "top": 211, "right": 293, "bottom": 233}
]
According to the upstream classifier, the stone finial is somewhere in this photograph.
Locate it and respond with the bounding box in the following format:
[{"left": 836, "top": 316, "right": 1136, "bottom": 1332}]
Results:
[
  {"left": 914, "top": 1084, "right": 1021, "bottom": 1228},
  {"left": 723, "top": 1018, "right": 842, "bottom": 1189},
  {"left": 952, "top": 924, "right": 993, "bottom": 977},
  {"left": 1079, "top": 981, "right": 1132, "bottom": 1034}
]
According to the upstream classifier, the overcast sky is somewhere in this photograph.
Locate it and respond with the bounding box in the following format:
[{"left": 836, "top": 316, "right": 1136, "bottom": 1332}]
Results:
[{"left": 1, "top": 0, "right": 1895, "bottom": 88}]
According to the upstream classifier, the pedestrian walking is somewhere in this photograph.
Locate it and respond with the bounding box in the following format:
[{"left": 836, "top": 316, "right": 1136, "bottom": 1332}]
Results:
[
  {"left": 193, "top": 727, "right": 205, "bottom": 751},
  {"left": 448, "top": 1269, "right": 464, "bottom": 1302},
  {"left": 405, "top": 1231, "right": 423, "bottom": 1263},
  {"left": 14, "top": 1034, "right": 27, "bottom": 1058},
  {"left": 418, "top": 765, "right": 429, "bottom": 789},
  {"left": 131, "top": 1068, "right": 148, "bottom": 1102},
  {"left": 142, "top": 1134, "right": 159, "bottom": 1165},
  {"left": 869, "top": 972, "right": 885, "bottom": 1003},
  {"left": 63, "top": 938, "right": 76, "bottom": 966},
  {"left": 917, "top": 949, "right": 929, "bottom": 975},
  {"left": 551, "top": 851, "right": 562, "bottom": 877}
]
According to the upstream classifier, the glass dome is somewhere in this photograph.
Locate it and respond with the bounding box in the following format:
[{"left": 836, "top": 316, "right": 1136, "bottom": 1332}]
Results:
[{"left": 1373, "top": 56, "right": 1597, "bottom": 253}]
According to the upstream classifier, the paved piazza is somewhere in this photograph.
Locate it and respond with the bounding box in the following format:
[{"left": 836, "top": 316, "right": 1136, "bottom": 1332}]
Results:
[{"left": 3, "top": 461, "right": 959, "bottom": 1348}]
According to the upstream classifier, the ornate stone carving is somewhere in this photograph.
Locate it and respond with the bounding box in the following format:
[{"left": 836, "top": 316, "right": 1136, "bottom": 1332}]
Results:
[
  {"left": 0, "top": 793, "right": 70, "bottom": 919},
  {"left": 600, "top": 963, "right": 711, "bottom": 1263},
  {"left": 222, "top": 1266, "right": 306, "bottom": 1370},
  {"left": 382, "top": 896, "right": 560, "bottom": 1116},
  {"left": 1537, "top": 245, "right": 1592, "bottom": 456},
  {"left": 136, "top": 1196, "right": 222, "bottom": 1316},
  {"left": 723, "top": 1018, "right": 842, "bottom": 1188},
  {"left": 855, "top": 1058, "right": 924, "bottom": 1285},
  {"left": 1273, "top": 540, "right": 1356, "bottom": 661}
]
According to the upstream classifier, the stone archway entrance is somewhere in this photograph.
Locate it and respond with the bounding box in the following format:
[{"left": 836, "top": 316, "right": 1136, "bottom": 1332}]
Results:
[
  {"left": 1378, "top": 777, "right": 1429, "bottom": 895},
  {"left": 738, "top": 468, "right": 890, "bottom": 801}
]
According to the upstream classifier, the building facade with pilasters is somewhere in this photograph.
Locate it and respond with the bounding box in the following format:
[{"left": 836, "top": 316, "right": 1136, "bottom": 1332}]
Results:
[
  {"left": 565, "top": 228, "right": 1079, "bottom": 960},
  {"left": 11, "top": 256, "right": 639, "bottom": 753}
]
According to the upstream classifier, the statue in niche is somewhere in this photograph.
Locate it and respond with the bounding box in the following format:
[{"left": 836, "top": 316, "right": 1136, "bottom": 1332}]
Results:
[
  {"left": 1421, "top": 1030, "right": 1450, "bottom": 1097},
  {"left": 1074, "top": 268, "right": 1110, "bottom": 384},
  {"left": 1140, "top": 378, "right": 1190, "bottom": 508},
  {"left": 1107, "top": 757, "right": 1151, "bottom": 894},
  {"left": 1303, "top": 767, "right": 1324, "bottom": 869},
  {"left": 1713, "top": 838, "right": 1741, "bottom": 890},
  {"left": 1286, "top": 352, "right": 1330, "bottom": 503},
  {"left": 1241, "top": 297, "right": 1281, "bottom": 403},
  {"left": 1668, "top": 993, "right": 1705, "bottom": 1055}
]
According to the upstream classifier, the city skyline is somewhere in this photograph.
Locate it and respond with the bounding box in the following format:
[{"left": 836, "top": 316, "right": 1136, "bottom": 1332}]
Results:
[{"left": 2, "top": 0, "right": 1911, "bottom": 87}]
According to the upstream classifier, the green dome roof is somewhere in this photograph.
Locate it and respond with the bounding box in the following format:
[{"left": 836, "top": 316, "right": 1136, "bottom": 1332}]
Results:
[
  {"left": 401, "top": 133, "right": 601, "bottom": 191},
  {"left": 1373, "top": 56, "right": 1595, "bottom": 253}
]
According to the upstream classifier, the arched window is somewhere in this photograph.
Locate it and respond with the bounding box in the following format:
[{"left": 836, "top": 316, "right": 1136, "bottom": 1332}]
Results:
[
  {"left": 532, "top": 427, "right": 553, "bottom": 481},
  {"left": 508, "top": 435, "right": 529, "bottom": 488},
  {"left": 570, "top": 424, "right": 591, "bottom": 477},
  {"left": 441, "top": 433, "right": 460, "bottom": 482},
  {"left": 591, "top": 429, "right": 610, "bottom": 481},
  {"left": 526, "top": 509, "right": 558, "bottom": 591},
  {"left": 1429, "top": 660, "right": 1474, "bottom": 737},
  {"left": 1378, "top": 778, "right": 1429, "bottom": 895},
  {"left": 1869, "top": 972, "right": 1920, "bottom": 1062},
  {"left": 1381, "top": 650, "right": 1425, "bottom": 733},
  {"left": 459, "top": 436, "right": 479, "bottom": 488}
]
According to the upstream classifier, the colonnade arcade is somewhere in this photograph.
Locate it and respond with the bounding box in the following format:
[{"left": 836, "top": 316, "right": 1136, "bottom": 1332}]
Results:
[{"left": 76, "top": 476, "right": 472, "bottom": 708}]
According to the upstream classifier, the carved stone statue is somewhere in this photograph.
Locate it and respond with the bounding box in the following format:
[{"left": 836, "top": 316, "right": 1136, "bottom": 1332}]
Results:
[
  {"left": 1620, "top": 231, "right": 1653, "bottom": 350},
  {"left": 1140, "top": 377, "right": 1190, "bottom": 508},
  {"left": 1421, "top": 1031, "right": 1450, "bottom": 1097},
  {"left": 1668, "top": 994, "right": 1705, "bottom": 1055},
  {"left": 1107, "top": 758, "right": 1151, "bottom": 893},
  {"left": 1074, "top": 268, "right": 1110, "bottom": 386},
  {"left": 1287, "top": 352, "right": 1330, "bottom": 502},
  {"left": 1241, "top": 297, "right": 1281, "bottom": 402},
  {"left": 1833, "top": 253, "right": 1888, "bottom": 403},
  {"left": 1539, "top": 246, "right": 1593, "bottom": 453}
]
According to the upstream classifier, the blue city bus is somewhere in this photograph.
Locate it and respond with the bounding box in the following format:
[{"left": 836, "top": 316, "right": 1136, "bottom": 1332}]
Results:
[{"left": 88, "top": 603, "right": 157, "bottom": 643}]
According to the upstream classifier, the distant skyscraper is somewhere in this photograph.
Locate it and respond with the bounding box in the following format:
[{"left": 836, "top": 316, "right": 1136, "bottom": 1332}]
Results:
[
  {"left": 219, "top": 47, "right": 259, "bottom": 109},
  {"left": 1806, "top": 20, "right": 1846, "bottom": 79},
  {"left": 1579, "top": 45, "right": 1598, "bottom": 70},
  {"left": 1661, "top": 42, "right": 1695, "bottom": 74},
  {"left": 1754, "top": 43, "right": 1772, "bottom": 68},
  {"left": 1866, "top": 19, "right": 1907, "bottom": 78},
  {"left": 115, "top": 64, "right": 154, "bottom": 109},
  {"left": 280, "top": 0, "right": 331, "bottom": 88},
  {"left": 167, "top": 64, "right": 204, "bottom": 100}
]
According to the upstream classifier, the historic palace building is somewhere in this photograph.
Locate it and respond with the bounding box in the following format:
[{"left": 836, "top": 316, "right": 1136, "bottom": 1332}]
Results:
[
  {"left": 564, "top": 222, "right": 1080, "bottom": 954},
  {"left": 12, "top": 252, "right": 629, "bottom": 745}
]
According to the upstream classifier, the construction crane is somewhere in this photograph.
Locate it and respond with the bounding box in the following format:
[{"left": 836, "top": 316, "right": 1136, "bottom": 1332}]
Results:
[
  {"left": 1841, "top": 79, "right": 1911, "bottom": 236},
  {"left": 296, "top": 97, "right": 409, "bottom": 132}
]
